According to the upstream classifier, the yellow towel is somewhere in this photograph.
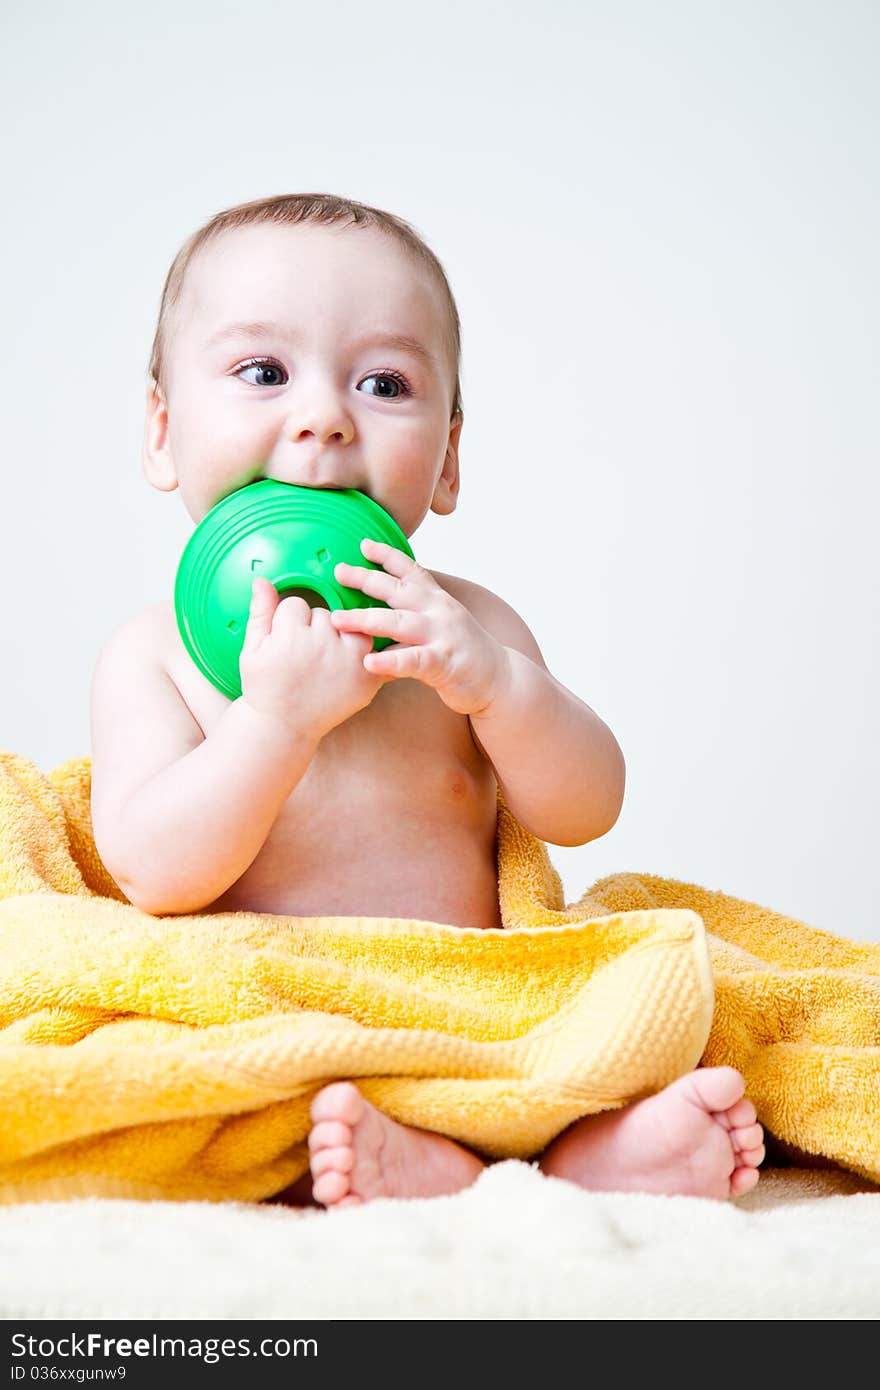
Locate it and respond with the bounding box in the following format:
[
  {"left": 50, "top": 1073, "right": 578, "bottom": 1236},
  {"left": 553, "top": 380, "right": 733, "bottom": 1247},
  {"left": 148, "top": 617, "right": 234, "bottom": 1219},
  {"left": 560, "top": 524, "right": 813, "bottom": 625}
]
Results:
[{"left": 0, "top": 751, "right": 877, "bottom": 1202}]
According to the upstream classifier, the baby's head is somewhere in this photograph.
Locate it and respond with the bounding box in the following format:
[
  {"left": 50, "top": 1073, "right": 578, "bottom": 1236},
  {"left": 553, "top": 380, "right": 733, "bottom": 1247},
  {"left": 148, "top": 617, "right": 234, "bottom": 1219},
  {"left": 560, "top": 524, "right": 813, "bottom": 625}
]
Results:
[{"left": 144, "top": 192, "right": 464, "bottom": 537}]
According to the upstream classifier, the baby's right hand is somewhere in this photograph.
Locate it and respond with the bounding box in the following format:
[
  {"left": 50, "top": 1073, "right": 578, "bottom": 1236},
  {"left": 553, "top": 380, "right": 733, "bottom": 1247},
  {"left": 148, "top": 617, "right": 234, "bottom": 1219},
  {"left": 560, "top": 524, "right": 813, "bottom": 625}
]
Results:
[{"left": 238, "top": 577, "right": 385, "bottom": 742}]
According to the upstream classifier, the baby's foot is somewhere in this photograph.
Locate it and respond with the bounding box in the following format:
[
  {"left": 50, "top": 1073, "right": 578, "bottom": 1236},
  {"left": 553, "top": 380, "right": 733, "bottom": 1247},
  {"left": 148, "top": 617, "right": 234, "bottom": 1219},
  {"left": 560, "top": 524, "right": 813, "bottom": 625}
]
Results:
[
  {"left": 539, "top": 1066, "right": 765, "bottom": 1200},
  {"left": 308, "top": 1082, "right": 486, "bottom": 1209}
]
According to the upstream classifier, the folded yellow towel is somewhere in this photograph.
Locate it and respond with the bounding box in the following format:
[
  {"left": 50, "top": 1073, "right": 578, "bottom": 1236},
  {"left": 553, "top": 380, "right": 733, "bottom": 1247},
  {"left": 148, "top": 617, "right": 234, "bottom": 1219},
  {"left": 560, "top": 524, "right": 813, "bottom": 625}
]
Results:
[{"left": 0, "top": 751, "right": 877, "bottom": 1202}]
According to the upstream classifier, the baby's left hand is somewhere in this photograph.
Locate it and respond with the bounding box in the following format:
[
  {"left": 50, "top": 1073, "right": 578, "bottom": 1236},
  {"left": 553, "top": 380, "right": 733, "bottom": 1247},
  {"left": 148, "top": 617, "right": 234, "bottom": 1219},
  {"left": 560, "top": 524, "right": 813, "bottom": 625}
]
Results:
[{"left": 331, "top": 539, "right": 511, "bottom": 716}]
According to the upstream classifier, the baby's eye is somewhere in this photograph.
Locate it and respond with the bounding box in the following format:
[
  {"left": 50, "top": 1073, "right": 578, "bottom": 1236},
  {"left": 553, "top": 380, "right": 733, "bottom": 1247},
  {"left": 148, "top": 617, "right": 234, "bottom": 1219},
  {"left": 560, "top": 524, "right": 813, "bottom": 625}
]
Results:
[
  {"left": 358, "top": 370, "right": 412, "bottom": 400},
  {"left": 234, "top": 359, "right": 288, "bottom": 387},
  {"left": 232, "top": 359, "right": 412, "bottom": 398}
]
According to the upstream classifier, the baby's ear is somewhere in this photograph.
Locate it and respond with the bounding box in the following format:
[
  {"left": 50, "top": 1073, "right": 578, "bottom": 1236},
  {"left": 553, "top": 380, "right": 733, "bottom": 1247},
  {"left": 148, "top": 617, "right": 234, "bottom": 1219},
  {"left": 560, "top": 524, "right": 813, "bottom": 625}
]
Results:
[
  {"left": 430, "top": 414, "right": 463, "bottom": 517},
  {"left": 142, "top": 380, "right": 178, "bottom": 492}
]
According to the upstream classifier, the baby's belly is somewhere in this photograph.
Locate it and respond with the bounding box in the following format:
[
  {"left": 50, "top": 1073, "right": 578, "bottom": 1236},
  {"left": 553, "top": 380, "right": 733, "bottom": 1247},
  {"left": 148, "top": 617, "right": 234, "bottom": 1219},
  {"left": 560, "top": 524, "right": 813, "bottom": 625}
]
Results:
[{"left": 206, "top": 756, "right": 503, "bottom": 930}]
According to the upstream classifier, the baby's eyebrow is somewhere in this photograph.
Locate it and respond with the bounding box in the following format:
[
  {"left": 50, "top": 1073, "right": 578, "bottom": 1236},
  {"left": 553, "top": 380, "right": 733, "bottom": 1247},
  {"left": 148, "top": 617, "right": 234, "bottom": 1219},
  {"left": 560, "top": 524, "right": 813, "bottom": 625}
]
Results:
[{"left": 204, "top": 320, "right": 437, "bottom": 369}]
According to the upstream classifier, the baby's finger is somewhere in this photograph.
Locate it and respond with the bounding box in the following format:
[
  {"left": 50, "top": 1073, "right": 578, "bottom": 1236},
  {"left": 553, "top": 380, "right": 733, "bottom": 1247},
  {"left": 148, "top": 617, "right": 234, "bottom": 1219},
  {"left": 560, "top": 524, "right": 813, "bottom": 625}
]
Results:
[
  {"left": 331, "top": 605, "right": 420, "bottom": 643},
  {"left": 271, "top": 591, "right": 312, "bottom": 635},
  {"left": 334, "top": 561, "right": 398, "bottom": 605},
  {"left": 306, "top": 605, "right": 333, "bottom": 629},
  {"left": 242, "top": 577, "right": 279, "bottom": 648},
  {"left": 336, "top": 627, "right": 374, "bottom": 656}
]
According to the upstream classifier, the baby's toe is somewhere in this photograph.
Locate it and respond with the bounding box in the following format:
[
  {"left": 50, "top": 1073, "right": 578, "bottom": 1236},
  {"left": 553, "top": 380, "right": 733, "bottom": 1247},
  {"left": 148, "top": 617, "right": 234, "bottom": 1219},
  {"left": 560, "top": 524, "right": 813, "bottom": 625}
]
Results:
[
  {"left": 738, "top": 1143, "right": 766, "bottom": 1168},
  {"left": 310, "top": 1145, "right": 354, "bottom": 1179},
  {"left": 310, "top": 1081, "right": 365, "bottom": 1127},
  {"left": 689, "top": 1066, "right": 746, "bottom": 1114},
  {"left": 308, "top": 1119, "right": 352, "bottom": 1154},
  {"left": 311, "top": 1168, "right": 353, "bottom": 1206},
  {"left": 730, "top": 1164, "right": 761, "bottom": 1197},
  {"left": 731, "top": 1121, "right": 764, "bottom": 1153},
  {"left": 725, "top": 1098, "right": 757, "bottom": 1129}
]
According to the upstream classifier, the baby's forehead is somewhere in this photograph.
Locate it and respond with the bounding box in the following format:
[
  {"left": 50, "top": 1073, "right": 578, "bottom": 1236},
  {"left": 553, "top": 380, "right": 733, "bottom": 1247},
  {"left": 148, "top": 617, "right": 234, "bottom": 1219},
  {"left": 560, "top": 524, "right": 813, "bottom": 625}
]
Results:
[
  {"left": 183, "top": 222, "right": 428, "bottom": 311},
  {"left": 173, "top": 223, "right": 448, "bottom": 366}
]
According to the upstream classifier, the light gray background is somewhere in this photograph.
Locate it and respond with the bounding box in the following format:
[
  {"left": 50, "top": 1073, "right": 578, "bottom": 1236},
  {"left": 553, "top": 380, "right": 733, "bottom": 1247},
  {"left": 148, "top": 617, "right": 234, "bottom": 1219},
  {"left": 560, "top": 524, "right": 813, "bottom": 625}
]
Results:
[{"left": 2, "top": 1, "right": 877, "bottom": 937}]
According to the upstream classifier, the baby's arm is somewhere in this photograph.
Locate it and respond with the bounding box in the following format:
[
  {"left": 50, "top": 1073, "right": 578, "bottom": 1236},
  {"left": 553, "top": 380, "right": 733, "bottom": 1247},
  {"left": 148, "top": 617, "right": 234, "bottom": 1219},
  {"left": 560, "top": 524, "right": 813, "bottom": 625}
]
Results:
[
  {"left": 462, "top": 586, "right": 626, "bottom": 847},
  {"left": 89, "top": 607, "right": 319, "bottom": 915}
]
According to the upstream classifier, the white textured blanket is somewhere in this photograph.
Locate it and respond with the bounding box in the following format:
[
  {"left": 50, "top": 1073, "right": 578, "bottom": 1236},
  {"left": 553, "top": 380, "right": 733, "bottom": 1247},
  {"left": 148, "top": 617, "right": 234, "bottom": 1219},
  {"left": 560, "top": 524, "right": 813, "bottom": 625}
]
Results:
[{"left": 1, "top": 1162, "right": 878, "bottom": 1320}]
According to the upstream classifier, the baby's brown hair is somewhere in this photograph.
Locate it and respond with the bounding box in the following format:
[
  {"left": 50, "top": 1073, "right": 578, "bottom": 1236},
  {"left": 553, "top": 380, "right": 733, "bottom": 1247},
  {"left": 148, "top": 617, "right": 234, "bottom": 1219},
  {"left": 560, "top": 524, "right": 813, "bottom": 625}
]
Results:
[{"left": 147, "top": 192, "right": 464, "bottom": 422}]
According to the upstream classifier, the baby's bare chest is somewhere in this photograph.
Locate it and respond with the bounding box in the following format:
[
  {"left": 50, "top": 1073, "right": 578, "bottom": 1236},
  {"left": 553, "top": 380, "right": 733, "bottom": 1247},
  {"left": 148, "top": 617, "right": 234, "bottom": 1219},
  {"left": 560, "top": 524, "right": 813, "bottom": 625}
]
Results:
[{"left": 159, "top": 603, "right": 502, "bottom": 924}]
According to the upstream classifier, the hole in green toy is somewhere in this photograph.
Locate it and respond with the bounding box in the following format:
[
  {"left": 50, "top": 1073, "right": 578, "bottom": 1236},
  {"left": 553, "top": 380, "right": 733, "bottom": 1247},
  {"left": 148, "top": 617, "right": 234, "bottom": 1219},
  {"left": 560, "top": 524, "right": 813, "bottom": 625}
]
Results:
[{"left": 277, "top": 585, "right": 331, "bottom": 610}]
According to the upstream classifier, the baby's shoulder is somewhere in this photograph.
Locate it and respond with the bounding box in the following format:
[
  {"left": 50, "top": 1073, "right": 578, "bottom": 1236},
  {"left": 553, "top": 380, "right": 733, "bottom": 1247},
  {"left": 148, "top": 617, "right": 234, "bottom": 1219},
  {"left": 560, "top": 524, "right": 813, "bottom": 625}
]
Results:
[
  {"left": 430, "top": 569, "right": 475, "bottom": 603},
  {"left": 431, "top": 571, "right": 546, "bottom": 669},
  {"left": 121, "top": 597, "right": 174, "bottom": 650},
  {"left": 92, "top": 600, "right": 174, "bottom": 684},
  {"left": 431, "top": 569, "right": 498, "bottom": 629}
]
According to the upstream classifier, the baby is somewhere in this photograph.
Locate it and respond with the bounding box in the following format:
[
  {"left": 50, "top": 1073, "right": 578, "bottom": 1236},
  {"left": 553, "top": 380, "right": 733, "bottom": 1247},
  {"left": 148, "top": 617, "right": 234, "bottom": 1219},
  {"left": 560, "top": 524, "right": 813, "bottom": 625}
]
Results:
[{"left": 89, "top": 192, "right": 765, "bottom": 1206}]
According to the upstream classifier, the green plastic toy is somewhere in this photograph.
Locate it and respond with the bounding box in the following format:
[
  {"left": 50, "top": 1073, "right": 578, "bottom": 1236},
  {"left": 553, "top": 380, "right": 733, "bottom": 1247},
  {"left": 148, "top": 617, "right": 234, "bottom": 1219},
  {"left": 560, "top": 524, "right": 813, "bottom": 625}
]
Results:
[{"left": 174, "top": 479, "right": 415, "bottom": 699}]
